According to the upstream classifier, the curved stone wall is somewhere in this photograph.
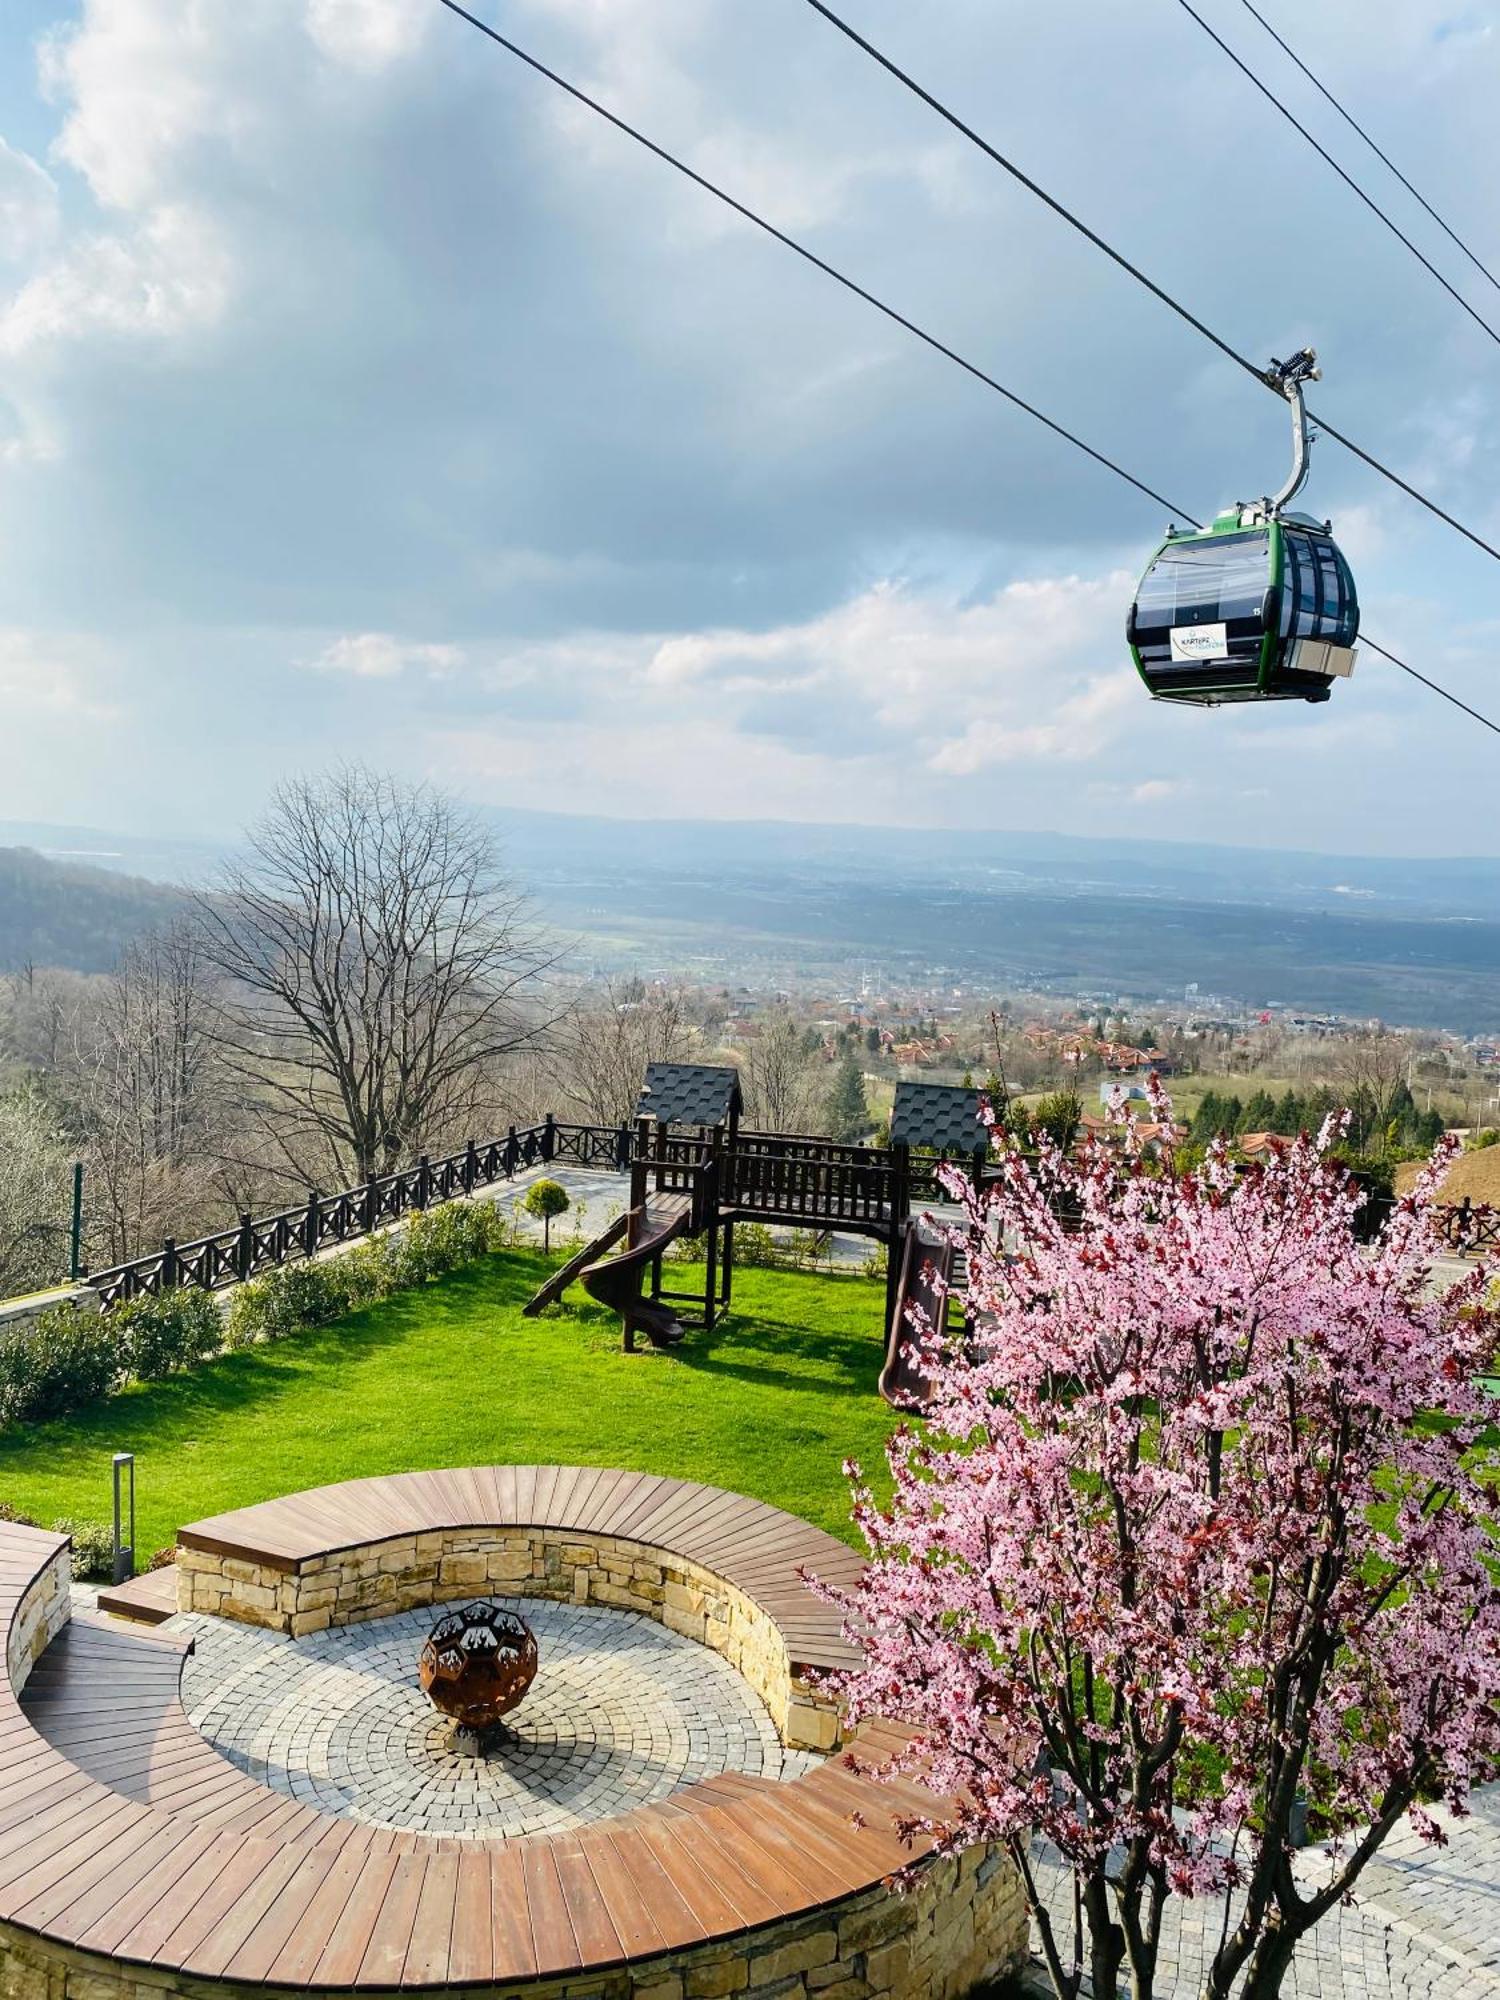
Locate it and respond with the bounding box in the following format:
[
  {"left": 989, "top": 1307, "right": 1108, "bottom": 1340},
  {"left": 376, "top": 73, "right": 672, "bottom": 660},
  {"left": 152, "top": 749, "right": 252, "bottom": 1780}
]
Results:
[{"left": 176, "top": 1525, "right": 842, "bottom": 1751}]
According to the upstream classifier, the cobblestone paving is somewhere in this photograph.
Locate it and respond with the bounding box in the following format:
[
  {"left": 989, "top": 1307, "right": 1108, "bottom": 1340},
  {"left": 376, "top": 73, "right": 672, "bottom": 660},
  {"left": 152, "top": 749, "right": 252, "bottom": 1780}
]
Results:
[
  {"left": 173, "top": 1596, "right": 820, "bottom": 1839},
  {"left": 1029, "top": 1786, "right": 1500, "bottom": 1999}
]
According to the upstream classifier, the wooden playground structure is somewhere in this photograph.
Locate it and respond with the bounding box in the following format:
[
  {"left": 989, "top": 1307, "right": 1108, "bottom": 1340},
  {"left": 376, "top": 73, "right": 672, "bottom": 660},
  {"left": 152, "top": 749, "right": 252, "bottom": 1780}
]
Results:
[{"left": 523, "top": 1064, "right": 984, "bottom": 1390}]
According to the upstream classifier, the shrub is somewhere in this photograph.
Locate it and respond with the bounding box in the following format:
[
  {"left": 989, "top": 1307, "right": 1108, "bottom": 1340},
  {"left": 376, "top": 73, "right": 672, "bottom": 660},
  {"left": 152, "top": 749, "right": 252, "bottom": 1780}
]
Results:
[
  {"left": 223, "top": 1200, "right": 506, "bottom": 1347},
  {"left": 391, "top": 1199, "right": 508, "bottom": 1286},
  {"left": 53, "top": 1516, "right": 115, "bottom": 1581},
  {"left": 224, "top": 1259, "right": 355, "bottom": 1347},
  {"left": 1467, "top": 1127, "right": 1500, "bottom": 1151},
  {"left": 113, "top": 1288, "right": 223, "bottom": 1380},
  {"left": 339, "top": 1233, "right": 402, "bottom": 1306},
  {"left": 731, "top": 1221, "right": 780, "bottom": 1268},
  {"left": 0, "top": 1501, "right": 39, "bottom": 1527},
  {"left": 0, "top": 1305, "right": 121, "bottom": 1427}
]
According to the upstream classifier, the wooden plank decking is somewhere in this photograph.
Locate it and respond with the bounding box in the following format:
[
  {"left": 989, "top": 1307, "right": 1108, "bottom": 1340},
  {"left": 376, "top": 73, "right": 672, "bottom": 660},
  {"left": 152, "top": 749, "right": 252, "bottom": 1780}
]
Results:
[
  {"left": 176, "top": 1464, "right": 865, "bottom": 1675},
  {"left": 0, "top": 1476, "right": 940, "bottom": 1992}
]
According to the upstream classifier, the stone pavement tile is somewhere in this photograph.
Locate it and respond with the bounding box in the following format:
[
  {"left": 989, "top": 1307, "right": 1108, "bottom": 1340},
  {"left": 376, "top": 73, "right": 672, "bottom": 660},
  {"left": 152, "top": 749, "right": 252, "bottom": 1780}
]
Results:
[{"left": 171, "top": 1592, "right": 823, "bottom": 1841}]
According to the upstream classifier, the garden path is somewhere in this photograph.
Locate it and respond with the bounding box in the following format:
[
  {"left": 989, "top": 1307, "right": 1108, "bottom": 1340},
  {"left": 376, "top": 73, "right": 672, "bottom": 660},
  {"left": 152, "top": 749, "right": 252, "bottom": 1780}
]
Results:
[{"left": 1030, "top": 1784, "right": 1500, "bottom": 1999}]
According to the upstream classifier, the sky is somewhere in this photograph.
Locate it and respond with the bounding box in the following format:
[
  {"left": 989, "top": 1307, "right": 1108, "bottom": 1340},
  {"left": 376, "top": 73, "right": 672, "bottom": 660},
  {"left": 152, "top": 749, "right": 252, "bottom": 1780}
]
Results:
[{"left": 2, "top": 0, "right": 1500, "bottom": 856}]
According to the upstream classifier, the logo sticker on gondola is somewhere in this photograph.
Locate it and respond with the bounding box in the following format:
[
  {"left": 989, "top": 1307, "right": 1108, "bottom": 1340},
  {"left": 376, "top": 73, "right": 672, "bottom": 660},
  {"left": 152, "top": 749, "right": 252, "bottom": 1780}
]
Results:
[{"left": 1169, "top": 622, "right": 1230, "bottom": 662}]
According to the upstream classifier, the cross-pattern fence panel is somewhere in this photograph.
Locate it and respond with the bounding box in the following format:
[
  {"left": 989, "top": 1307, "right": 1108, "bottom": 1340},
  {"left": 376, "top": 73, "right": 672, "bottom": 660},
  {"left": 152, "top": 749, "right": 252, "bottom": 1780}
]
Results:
[{"left": 1434, "top": 1198, "right": 1500, "bottom": 1253}]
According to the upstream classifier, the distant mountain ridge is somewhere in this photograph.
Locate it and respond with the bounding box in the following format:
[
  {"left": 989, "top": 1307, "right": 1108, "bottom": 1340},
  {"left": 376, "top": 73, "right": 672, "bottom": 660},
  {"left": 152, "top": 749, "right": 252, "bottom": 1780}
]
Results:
[
  {"left": 2, "top": 813, "right": 1498, "bottom": 1029},
  {"left": 0, "top": 847, "right": 189, "bottom": 974}
]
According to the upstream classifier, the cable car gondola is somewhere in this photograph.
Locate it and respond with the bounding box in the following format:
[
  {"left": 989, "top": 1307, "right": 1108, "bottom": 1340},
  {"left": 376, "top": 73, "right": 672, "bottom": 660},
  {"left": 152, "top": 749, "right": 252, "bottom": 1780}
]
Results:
[{"left": 1126, "top": 350, "right": 1359, "bottom": 706}]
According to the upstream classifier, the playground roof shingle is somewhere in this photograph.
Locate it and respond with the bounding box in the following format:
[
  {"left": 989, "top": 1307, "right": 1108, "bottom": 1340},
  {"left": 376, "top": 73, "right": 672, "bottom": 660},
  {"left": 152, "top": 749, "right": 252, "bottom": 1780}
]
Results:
[
  {"left": 890, "top": 1081, "right": 986, "bottom": 1154},
  {"left": 635, "top": 1062, "right": 742, "bottom": 1128}
]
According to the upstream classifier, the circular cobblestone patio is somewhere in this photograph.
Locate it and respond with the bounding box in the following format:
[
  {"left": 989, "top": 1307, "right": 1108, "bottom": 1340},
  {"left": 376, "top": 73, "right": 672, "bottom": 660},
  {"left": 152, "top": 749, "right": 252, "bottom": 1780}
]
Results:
[{"left": 173, "top": 1595, "right": 822, "bottom": 1839}]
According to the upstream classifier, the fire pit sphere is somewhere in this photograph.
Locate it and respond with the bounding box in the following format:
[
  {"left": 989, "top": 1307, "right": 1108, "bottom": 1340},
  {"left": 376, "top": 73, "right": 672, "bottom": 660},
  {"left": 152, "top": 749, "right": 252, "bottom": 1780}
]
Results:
[{"left": 419, "top": 1602, "right": 538, "bottom": 1734}]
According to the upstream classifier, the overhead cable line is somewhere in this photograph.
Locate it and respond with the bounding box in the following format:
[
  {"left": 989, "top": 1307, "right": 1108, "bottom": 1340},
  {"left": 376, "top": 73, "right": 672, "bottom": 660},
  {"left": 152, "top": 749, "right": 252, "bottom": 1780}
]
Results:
[
  {"left": 1173, "top": 0, "right": 1500, "bottom": 355},
  {"left": 429, "top": 0, "right": 1191, "bottom": 522},
  {"left": 798, "top": 0, "right": 1500, "bottom": 569},
  {"left": 431, "top": 0, "right": 1500, "bottom": 737},
  {"left": 1234, "top": 0, "right": 1500, "bottom": 301},
  {"left": 1361, "top": 639, "right": 1500, "bottom": 738}
]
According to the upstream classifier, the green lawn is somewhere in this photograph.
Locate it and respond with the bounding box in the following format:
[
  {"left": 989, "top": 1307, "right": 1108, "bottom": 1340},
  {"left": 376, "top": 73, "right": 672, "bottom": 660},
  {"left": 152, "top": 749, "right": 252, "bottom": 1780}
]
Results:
[{"left": 0, "top": 1252, "right": 900, "bottom": 1558}]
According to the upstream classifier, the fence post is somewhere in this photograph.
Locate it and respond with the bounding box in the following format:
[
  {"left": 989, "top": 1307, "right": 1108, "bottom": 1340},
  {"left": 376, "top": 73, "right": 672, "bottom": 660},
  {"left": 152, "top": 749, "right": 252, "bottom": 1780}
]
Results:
[
  {"left": 417, "top": 1155, "right": 431, "bottom": 1209},
  {"left": 160, "top": 1238, "right": 177, "bottom": 1292},
  {"left": 237, "top": 1213, "right": 254, "bottom": 1281},
  {"left": 543, "top": 1114, "right": 556, "bottom": 1163},
  {"left": 304, "top": 1191, "right": 319, "bottom": 1259},
  {"left": 505, "top": 1126, "right": 518, "bottom": 1176},
  {"left": 464, "top": 1139, "right": 478, "bottom": 1194},
  {"left": 615, "top": 1123, "right": 631, "bottom": 1172}
]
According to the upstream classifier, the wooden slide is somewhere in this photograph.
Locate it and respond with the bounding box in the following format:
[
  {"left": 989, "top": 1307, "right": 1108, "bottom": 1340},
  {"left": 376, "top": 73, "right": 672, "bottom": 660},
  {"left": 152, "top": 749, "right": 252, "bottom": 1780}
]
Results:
[
  {"left": 522, "top": 1193, "right": 693, "bottom": 1350},
  {"left": 580, "top": 1192, "right": 694, "bottom": 1350},
  {"left": 879, "top": 1220, "right": 957, "bottom": 1409}
]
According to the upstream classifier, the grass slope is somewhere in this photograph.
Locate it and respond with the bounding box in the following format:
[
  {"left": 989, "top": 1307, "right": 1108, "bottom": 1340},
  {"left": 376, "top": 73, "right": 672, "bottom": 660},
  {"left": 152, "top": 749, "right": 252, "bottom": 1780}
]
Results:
[{"left": 0, "top": 1252, "right": 898, "bottom": 1557}]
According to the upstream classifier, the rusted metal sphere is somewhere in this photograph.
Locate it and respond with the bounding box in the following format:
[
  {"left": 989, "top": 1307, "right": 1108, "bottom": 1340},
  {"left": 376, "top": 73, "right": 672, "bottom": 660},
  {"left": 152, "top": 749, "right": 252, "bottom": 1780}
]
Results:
[{"left": 418, "top": 1603, "right": 538, "bottom": 1729}]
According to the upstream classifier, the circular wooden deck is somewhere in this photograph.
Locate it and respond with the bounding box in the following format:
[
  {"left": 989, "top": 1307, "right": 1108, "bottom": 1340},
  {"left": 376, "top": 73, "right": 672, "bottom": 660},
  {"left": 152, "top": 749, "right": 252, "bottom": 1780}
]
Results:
[{"left": 0, "top": 1471, "right": 1025, "bottom": 2000}]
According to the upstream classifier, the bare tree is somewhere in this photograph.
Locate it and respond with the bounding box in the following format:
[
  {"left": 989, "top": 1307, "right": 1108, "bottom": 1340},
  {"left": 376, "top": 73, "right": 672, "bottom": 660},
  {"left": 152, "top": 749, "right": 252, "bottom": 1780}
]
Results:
[
  {"left": 1332, "top": 1032, "right": 1409, "bottom": 1149},
  {"left": 1, "top": 964, "right": 89, "bottom": 1076},
  {"left": 0, "top": 1087, "right": 71, "bottom": 1295},
  {"left": 738, "top": 1007, "right": 820, "bottom": 1133},
  {"left": 551, "top": 981, "right": 692, "bottom": 1128},
  {"left": 196, "top": 768, "right": 561, "bottom": 1185},
  {"left": 71, "top": 924, "right": 228, "bottom": 1263}
]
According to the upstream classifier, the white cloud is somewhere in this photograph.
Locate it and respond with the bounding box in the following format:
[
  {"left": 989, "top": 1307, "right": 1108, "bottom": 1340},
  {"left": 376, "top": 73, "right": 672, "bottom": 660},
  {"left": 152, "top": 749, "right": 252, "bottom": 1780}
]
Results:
[
  {"left": 647, "top": 571, "right": 1138, "bottom": 769},
  {"left": 304, "top": 632, "right": 465, "bottom": 678},
  {"left": 0, "top": 203, "right": 231, "bottom": 356},
  {"left": 0, "top": 630, "right": 117, "bottom": 722},
  {"left": 305, "top": 0, "right": 429, "bottom": 74},
  {"left": 0, "top": 140, "right": 58, "bottom": 264}
]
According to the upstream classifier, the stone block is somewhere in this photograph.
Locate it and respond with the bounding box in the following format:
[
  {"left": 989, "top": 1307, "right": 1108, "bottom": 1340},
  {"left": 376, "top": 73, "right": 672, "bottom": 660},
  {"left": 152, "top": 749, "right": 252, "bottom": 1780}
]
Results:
[
  {"left": 837, "top": 1904, "right": 911, "bottom": 1957},
  {"left": 750, "top": 1934, "right": 838, "bottom": 1984},
  {"left": 662, "top": 1605, "right": 707, "bottom": 1644},
  {"left": 685, "top": 1958, "right": 750, "bottom": 1997},
  {"left": 862, "top": 1942, "right": 912, "bottom": 1994},
  {"left": 784, "top": 1703, "right": 839, "bottom": 1753},
  {"left": 664, "top": 1581, "right": 707, "bottom": 1616},
  {"left": 632, "top": 1979, "right": 683, "bottom": 2000},
  {"left": 486, "top": 1552, "right": 533, "bottom": 1582},
  {"left": 290, "top": 1608, "right": 331, "bottom": 1638},
  {"left": 439, "top": 1555, "right": 488, "bottom": 1586}
]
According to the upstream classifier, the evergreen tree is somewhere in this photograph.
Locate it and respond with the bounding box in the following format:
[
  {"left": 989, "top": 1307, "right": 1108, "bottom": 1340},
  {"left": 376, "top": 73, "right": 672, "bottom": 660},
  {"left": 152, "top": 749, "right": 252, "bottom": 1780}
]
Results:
[
  {"left": 1190, "top": 1091, "right": 1224, "bottom": 1142},
  {"left": 1242, "top": 1089, "right": 1276, "bottom": 1134},
  {"left": 824, "top": 1054, "right": 872, "bottom": 1143},
  {"left": 1415, "top": 1106, "right": 1446, "bottom": 1150},
  {"left": 1223, "top": 1093, "right": 1245, "bottom": 1137},
  {"left": 1273, "top": 1088, "right": 1303, "bottom": 1135}
]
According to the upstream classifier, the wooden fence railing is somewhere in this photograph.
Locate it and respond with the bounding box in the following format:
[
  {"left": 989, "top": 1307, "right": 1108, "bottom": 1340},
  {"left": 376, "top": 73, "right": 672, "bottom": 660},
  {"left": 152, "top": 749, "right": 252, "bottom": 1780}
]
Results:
[
  {"left": 82, "top": 1119, "right": 1496, "bottom": 1311},
  {"left": 87, "top": 1118, "right": 630, "bottom": 1310}
]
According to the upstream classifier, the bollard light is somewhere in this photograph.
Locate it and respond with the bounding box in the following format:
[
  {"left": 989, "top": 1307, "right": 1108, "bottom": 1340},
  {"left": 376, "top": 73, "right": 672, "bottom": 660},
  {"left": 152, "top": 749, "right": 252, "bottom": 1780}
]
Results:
[{"left": 111, "top": 1452, "right": 135, "bottom": 1585}]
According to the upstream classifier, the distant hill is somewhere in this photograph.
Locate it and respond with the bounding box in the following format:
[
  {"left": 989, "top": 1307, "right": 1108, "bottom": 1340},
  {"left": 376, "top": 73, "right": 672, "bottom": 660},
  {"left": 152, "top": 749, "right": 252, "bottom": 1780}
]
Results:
[{"left": 0, "top": 848, "right": 190, "bottom": 974}]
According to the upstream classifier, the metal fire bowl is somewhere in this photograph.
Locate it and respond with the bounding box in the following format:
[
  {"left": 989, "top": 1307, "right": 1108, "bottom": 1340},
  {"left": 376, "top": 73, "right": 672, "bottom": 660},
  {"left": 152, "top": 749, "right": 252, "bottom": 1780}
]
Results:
[{"left": 418, "top": 1602, "right": 539, "bottom": 1729}]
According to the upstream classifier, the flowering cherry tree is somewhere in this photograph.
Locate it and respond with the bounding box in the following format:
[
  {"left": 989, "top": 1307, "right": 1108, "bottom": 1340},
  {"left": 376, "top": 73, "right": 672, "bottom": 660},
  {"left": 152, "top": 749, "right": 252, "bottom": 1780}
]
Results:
[{"left": 828, "top": 1100, "right": 1500, "bottom": 2000}]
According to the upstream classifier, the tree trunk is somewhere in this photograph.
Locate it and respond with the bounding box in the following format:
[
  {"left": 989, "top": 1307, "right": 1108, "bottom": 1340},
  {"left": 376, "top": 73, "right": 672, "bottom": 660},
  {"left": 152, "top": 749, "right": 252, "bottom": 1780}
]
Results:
[
  {"left": 1084, "top": 1874, "right": 1126, "bottom": 2000},
  {"left": 1232, "top": 1912, "right": 1300, "bottom": 2000}
]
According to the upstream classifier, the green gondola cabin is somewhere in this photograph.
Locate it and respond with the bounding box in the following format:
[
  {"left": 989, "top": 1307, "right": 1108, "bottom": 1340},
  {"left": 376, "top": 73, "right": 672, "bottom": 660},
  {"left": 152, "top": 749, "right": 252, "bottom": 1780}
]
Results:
[
  {"left": 1127, "top": 347, "right": 1360, "bottom": 708},
  {"left": 1127, "top": 508, "right": 1359, "bottom": 706}
]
